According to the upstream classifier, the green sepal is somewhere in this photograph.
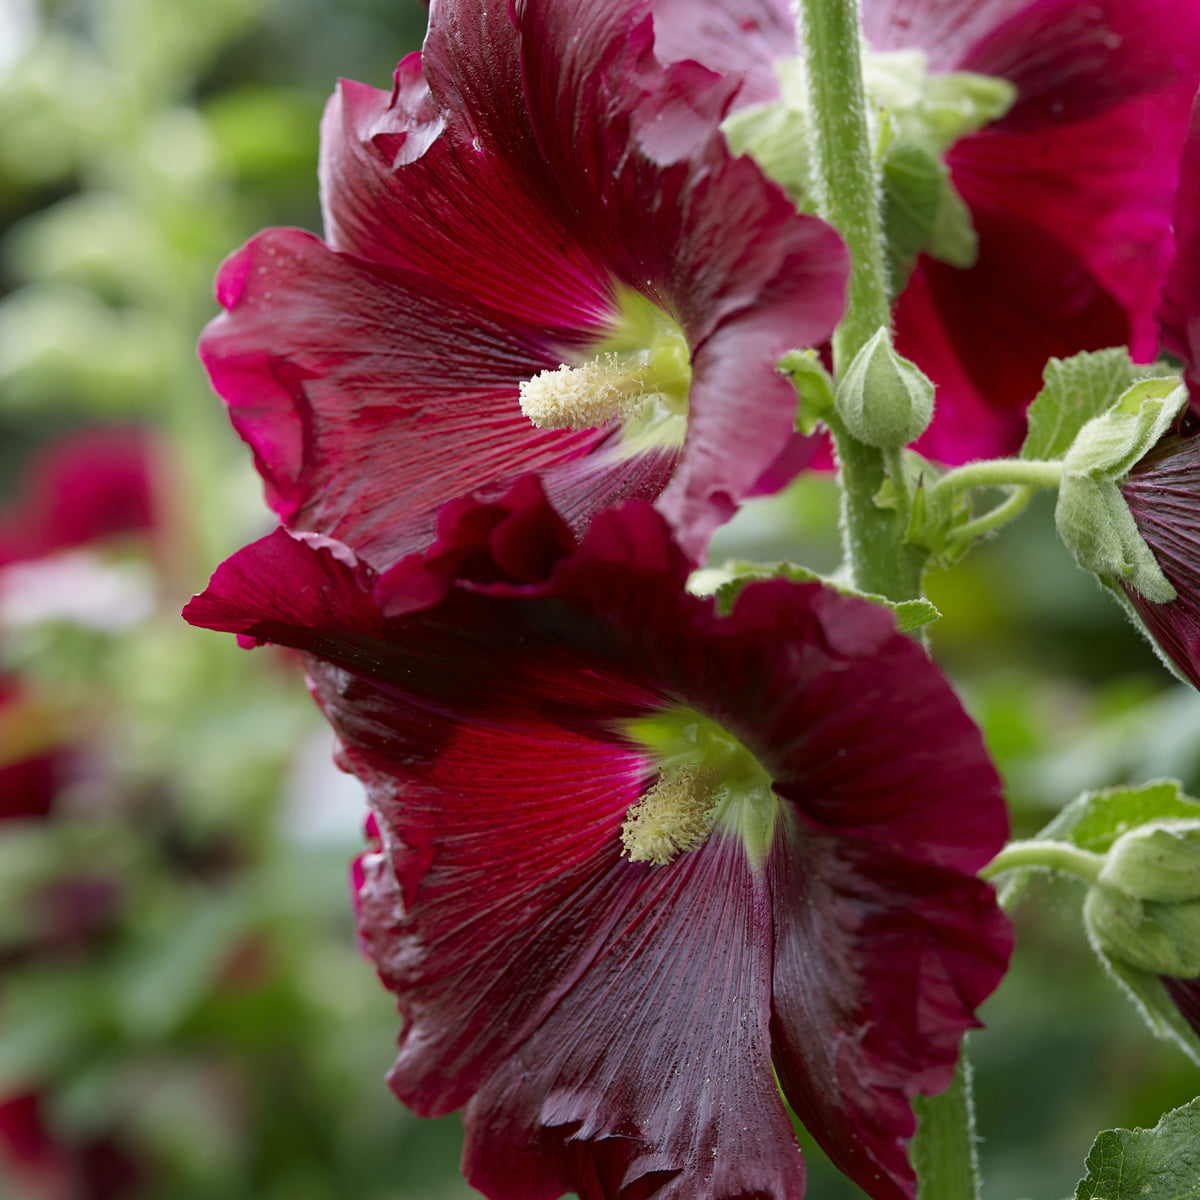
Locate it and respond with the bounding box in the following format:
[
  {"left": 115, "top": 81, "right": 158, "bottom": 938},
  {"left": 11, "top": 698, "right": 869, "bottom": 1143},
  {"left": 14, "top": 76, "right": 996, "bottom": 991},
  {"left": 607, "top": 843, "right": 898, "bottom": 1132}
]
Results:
[
  {"left": 1055, "top": 378, "right": 1187, "bottom": 604},
  {"left": 878, "top": 140, "right": 946, "bottom": 282},
  {"left": 1097, "top": 954, "right": 1200, "bottom": 1067},
  {"left": 778, "top": 348, "right": 836, "bottom": 435},
  {"left": 834, "top": 325, "right": 935, "bottom": 448},
  {"left": 1084, "top": 885, "right": 1200, "bottom": 977},
  {"left": 1072, "top": 1097, "right": 1200, "bottom": 1199},
  {"left": 905, "top": 457, "right": 976, "bottom": 566},
  {"left": 1100, "top": 821, "right": 1200, "bottom": 903},
  {"left": 1020, "top": 348, "right": 1168, "bottom": 462},
  {"left": 712, "top": 561, "right": 940, "bottom": 632},
  {"left": 865, "top": 51, "right": 1016, "bottom": 153}
]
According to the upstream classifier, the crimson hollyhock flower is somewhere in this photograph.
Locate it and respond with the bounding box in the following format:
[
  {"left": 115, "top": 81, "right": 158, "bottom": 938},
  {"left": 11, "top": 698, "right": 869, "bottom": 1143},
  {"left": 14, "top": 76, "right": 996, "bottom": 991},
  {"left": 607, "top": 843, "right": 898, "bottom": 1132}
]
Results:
[
  {"left": 0, "top": 1092, "right": 142, "bottom": 1200},
  {"left": 0, "top": 427, "right": 154, "bottom": 567},
  {"left": 185, "top": 479, "right": 1011, "bottom": 1200},
  {"left": 1111, "top": 103, "right": 1200, "bottom": 691},
  {"left": 1159, "top": 95, "right": 1200, "bottom": 404},
  {"left": 1118, "top": 415, "right": 1200, "bottom": 688},
  {"left": 674, "top": 0, "right": 1200, "bottom": 462},
  {"left": 199, "top": 0, "right": 848, "bottom": 571}
]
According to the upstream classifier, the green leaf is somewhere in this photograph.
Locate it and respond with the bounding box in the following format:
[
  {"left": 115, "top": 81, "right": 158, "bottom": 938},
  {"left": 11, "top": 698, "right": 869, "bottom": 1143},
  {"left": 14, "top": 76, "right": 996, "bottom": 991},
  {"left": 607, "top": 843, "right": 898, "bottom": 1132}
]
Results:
[
  {"left": 1073, "top": 1097, "right": 1200, "bottom": 1199},
  {"left": 1020, "top": 349, "right": 1155, "bottom": 462},
  {"left": 778, "top": 348, "right": 836, "bottom": 435},
  {"left": 1042, "top": 781, "right": 1200, "bottom": 854}
]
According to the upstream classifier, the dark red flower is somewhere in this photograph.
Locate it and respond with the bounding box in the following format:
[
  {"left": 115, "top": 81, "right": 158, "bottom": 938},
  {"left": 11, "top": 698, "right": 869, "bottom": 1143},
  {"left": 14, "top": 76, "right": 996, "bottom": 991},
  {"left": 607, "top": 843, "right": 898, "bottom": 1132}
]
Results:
[
  {"left": 1159, "top": 95, "right": 1200, "bottom": 404},
  {"left": 1162, "top": 974, "right": 1200, "bottom": 1036},
  {"left": 185, "top": 481, "right": 1010, "bottom": 1200},
  {"left": 199, "top": 0, "right": 847, "bottom": 570},
  {"left": 0, "top": 427, "right": 155, "bottom": 567},
  {"left": 1119, "top": 418, "right": 1200, "bottom": 688},
  {"left": 0, "top": 1091, "right": 143, "bottom": 1200},
  {"left": 1115, "top": 103, "right": 1200, "bottom": 689},
  {"left": 668, "top": 0, "right": 1200, "bottom": 462}
]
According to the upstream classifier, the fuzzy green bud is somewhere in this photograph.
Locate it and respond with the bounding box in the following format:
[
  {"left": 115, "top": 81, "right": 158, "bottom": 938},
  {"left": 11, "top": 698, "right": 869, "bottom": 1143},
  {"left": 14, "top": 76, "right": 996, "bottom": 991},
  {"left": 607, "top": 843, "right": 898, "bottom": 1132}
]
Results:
[
  {"left": 1084, "top": 821, "right": 1200, "bottom": 977},
  {"left": 834, "top": 326, "right": 934, "bottom": 448}
]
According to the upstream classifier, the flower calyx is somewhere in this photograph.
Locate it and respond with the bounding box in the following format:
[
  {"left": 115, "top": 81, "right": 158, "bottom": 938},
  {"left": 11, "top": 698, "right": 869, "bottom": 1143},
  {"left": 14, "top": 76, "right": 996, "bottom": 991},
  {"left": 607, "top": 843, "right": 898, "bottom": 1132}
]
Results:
[
  {"left": 1055, "top": 377, "right": 1187, "bottom": 604},
  {"left": 1085, "top": 821, "right": 1200, "bottom": 979}
]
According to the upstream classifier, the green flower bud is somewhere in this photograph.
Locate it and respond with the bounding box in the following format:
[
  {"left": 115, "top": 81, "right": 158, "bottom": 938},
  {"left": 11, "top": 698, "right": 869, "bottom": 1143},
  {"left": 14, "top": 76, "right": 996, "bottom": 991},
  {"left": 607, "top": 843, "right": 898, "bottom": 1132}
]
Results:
[
  {"left": 1084, "top": 821, "right": 1200, "bottom": 978},
  {"left": 1055, "top": 378, "right": 1186, "bottom": 604},
  {"left": 834, "top": 327, "right": 934, "bottom": 449},
  {"left": 1098, "top": 821, "right": 1200, "bottom": 903},
  {"left": 1085, "top": 888, "right": 1200, "bottom": 977}
]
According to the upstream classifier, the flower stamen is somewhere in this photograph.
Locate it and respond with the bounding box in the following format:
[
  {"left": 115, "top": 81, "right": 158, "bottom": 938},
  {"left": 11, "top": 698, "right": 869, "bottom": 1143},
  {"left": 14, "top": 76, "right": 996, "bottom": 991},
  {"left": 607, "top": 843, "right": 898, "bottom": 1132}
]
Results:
[
  {"left": 620, "top": 766, "right": 718, "bottom": 865},
  {"left": 519, "top": 356, "right": 651, "bottom": 431}
]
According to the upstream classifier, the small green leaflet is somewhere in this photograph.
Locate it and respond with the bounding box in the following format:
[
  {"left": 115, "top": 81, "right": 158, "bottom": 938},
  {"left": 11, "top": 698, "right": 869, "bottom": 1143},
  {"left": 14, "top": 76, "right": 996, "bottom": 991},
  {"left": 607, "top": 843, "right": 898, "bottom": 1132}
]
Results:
[
  {"left": 1038, "top": 780, "right": 1200, "bottom": 854},
  {"left": 1073, "top": 1097, "right": 1200, "bottom": 1199},
  {"left": 1020, "top": 349, "right": 1170, "bottom": 462}
]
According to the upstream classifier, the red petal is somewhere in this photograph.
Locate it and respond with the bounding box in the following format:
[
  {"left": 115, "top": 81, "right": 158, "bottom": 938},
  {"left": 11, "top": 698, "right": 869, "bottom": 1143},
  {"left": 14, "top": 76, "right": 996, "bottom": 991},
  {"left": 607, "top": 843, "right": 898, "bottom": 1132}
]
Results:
[
  {"left": 770, "top": 819, "right": 1011, "bottom": 1199},
  {"left": 1159, "top": 98, "right": 1200, "bottom": 400},
  {"left": 199, "top": 229, "right": 652, "bottom": 568}
]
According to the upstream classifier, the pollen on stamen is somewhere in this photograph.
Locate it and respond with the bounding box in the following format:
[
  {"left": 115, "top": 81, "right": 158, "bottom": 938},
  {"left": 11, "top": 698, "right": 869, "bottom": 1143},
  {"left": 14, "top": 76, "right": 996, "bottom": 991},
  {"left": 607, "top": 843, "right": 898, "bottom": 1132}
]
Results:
[
  {"left": 519, "top": 356, "right": 649, "bottom": 431},
  {"left": 620, "top": 766, "right": 718, "bottom": 866}
]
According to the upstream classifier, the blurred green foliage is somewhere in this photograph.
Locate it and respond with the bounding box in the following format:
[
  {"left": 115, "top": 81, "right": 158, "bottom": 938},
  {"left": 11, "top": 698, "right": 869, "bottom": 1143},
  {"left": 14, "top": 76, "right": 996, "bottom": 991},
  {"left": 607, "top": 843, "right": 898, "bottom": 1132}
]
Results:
[{"left": 0, "top": 1, "right": 1196, "bottom": 1198}]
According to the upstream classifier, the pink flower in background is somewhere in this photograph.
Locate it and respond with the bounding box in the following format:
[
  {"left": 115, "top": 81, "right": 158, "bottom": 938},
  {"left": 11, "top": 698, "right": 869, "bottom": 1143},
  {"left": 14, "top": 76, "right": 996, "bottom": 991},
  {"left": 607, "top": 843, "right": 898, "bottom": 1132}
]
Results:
[
  {"left": 199, "top": 0, "right": 847, "bottom": 571},
  {"left": 185, "top": 480, "right": 1010, "bottom": 1200},
  {"left": 0, "top": 427, "right": 154, "bottom": 567},
  {"left": 670, "top": 0, "right": 1200, "bottom": 462},
  {"left": 1118, "top": 104, "right": 1200, "bottom": 693},
  {"left": 0, "top": 1092, "right": 142, "bottom": 1200},
  {"left": 888, "top": 0, "right": 1200, "bottom": 461}
]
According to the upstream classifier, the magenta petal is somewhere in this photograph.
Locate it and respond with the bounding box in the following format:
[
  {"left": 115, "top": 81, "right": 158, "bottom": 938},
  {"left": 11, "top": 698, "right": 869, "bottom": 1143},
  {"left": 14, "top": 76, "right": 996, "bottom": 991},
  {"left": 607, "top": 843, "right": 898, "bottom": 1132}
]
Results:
[
  {"left": 320, "top": 63, "right": 616, "bottom": 332},
  {"left": 0, "top": 427, "right": 154, "bottom": 566},
  {"left": 649, "top": 0, "right": 796, "bottom": 104},
  {"left": 864, "top": 0, "right": 1200, "bottom": 458},
  {"left": 199, "top": 228, "right": 655, "bottom": 567},
  {"left": 1159, "top": 98, "right": 1200, "bottom": 401},
  {"left": 207, "top": 6, "right": 847, "bottom": 562},
  {"left": 181, "top": 526, "right": 384, "bottom": 651},
  {"left": 770, "top": 823, "right": 1011, "bottom": 1199},
  {"left": 458, "top": 836, "right": 805, "bottom": 1200}
]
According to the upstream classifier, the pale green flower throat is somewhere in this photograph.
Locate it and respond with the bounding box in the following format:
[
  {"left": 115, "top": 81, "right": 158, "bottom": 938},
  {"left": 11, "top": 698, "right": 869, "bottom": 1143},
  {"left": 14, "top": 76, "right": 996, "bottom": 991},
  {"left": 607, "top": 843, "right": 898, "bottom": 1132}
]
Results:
[{"left": 619, "top": 707, "right": 778, "bottom": 868}]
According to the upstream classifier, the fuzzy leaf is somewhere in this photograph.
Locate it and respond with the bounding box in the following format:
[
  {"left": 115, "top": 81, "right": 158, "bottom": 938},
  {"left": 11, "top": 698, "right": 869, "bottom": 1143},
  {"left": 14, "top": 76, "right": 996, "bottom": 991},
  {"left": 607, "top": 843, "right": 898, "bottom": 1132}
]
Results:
[
  {"left": 1021, "top": 349, "right": 1146, "bottom": 462},
  {"left": 1072, "top": 1097, "right": 1200, "bottom": 1199}
]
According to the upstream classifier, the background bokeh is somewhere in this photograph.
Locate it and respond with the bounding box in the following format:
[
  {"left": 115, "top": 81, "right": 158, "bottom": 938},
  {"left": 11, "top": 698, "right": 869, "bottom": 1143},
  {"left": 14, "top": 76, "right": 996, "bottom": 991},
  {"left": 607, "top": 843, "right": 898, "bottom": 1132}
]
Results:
[{"left": 0, "top": 2, "right": 1196, "bottom": 1197}]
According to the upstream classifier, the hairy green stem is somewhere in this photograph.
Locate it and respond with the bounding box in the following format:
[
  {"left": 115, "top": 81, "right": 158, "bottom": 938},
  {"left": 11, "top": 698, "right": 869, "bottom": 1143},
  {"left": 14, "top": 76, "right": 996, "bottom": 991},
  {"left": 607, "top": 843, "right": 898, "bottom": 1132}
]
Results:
[
  {"left": 980, "top": 840, "right": 1106, "bottom": 886},
  {"left": 931, "top": 458, "right": 1063, "bottom": 506},
  {"left": 911, "top": 1057, "right": 980, "bottom": 1200},
  {"left": 946, "top": 486, "right": 1033, "bottom": 550},
  {"left": 796, "top": 0, "right": 925, "bottom": 600}
]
